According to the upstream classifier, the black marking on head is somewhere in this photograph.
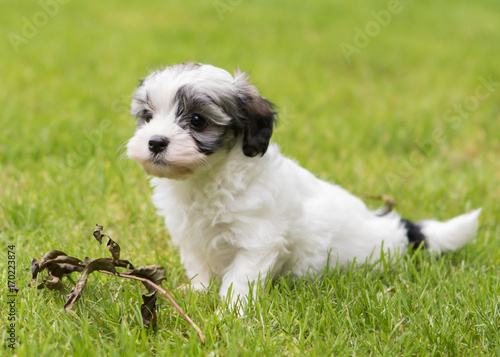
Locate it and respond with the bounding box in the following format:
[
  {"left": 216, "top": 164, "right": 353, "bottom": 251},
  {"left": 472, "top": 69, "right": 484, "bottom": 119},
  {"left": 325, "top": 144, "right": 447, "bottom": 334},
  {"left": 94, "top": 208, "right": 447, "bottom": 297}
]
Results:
[
  {"left": 233, "top": 74, "right": 277, "bottom": 157},
  {"left": 240, "top": 95, "right": 276, "bottom": 157},
  {"left": 133, "top": 92, "right": 156, "bottom": 126},
  {"left": 401, "top": 218, "right": 428, "bottom": 249},
  {"left": 174, "top": 85, "right": 237, "bottom": 156},
  {"left": 189, "top": 127, "right": 232, "bottom": 155},
  {"left": 175, "top": 85, "right": 217, "bottom": 119}
]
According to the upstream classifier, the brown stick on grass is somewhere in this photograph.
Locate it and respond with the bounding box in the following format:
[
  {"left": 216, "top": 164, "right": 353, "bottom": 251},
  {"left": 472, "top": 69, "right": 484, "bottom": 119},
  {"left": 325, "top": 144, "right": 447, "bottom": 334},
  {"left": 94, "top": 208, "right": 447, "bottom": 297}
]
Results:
[{"left": 98, "top": 270, "right": 206, "bottom": 345}]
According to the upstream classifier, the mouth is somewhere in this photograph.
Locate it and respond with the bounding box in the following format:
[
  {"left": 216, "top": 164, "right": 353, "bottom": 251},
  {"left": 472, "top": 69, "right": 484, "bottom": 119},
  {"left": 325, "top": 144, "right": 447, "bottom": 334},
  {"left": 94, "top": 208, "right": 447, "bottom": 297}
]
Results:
[
  {"left": 151, "top": 154, "right": 168, "bottom": 166},
  {"left": 142, "top": 155, "right": 194, "bottom": 179}
]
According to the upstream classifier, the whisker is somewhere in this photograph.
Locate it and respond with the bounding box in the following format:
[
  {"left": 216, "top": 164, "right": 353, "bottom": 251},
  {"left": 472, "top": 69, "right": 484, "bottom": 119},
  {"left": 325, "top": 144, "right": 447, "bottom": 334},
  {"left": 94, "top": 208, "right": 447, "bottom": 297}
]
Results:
[{"left": 115, "top": 139, "right": 131, "bottom": 171}]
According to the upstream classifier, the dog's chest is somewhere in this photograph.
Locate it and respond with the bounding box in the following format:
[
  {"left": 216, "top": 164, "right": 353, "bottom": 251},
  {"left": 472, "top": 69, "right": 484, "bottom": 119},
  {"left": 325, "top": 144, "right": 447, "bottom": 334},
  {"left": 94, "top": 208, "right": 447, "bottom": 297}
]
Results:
[
  {"left": 152, "top": 175, "right": 250, "bottom": 245},
  {"left": 183, "top": 181, "right": 237, "bottom": 226}
]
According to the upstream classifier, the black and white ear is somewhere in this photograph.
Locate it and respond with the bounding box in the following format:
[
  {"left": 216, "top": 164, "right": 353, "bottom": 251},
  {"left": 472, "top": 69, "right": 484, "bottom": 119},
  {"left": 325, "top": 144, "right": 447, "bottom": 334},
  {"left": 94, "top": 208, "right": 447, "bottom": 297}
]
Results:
[{"left": 234, "top": 71, "right": 277, "bottom": 157}]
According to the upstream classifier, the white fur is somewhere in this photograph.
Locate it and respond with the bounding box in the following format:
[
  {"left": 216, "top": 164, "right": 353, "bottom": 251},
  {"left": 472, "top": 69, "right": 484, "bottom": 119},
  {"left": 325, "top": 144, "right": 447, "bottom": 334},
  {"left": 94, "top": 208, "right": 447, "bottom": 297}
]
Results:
[
  {"left": 420, "top": 208, "right": 481, "bottom": 254},
  {"left": 126, "top": 63, "right": 481, "bottom": 311}
]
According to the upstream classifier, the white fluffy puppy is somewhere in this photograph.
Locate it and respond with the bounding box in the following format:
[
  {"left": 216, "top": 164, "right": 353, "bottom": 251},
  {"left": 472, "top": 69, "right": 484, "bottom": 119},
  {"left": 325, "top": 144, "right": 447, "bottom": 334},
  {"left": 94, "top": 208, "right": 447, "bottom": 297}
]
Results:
[{"left": 127, "top": 62, "right": 481, "bottom": 309}]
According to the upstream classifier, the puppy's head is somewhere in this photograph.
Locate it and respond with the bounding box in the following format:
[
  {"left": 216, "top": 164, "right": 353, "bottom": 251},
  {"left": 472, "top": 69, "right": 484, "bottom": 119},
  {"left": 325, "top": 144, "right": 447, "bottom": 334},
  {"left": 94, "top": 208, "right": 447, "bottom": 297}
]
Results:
[{"left": 126, "top": 63, "right": 276, "bottom": 179}]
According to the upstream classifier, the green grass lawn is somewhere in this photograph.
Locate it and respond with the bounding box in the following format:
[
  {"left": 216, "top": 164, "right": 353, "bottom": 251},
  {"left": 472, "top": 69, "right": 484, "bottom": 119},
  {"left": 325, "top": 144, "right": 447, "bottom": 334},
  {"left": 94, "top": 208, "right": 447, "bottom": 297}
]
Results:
[{"left": 1, "top": 0, "right": 499, "bottom": 355}]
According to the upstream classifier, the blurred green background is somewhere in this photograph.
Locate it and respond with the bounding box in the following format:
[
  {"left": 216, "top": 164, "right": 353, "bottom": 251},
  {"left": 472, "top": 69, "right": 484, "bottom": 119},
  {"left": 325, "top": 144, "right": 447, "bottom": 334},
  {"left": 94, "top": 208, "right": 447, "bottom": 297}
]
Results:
[{"left": 1, "top": 0, "right": 499, "bottom": 355}]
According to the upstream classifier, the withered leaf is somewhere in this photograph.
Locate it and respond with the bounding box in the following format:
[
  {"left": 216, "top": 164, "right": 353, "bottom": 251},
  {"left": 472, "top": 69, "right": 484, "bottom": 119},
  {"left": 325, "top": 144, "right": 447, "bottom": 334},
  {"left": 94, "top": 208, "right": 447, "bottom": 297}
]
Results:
[
  {"left": 93, "top": 224, "right": 108, "bottom": 244},
  {"left": 114, "top": 259, "right": 135, "bottom": 269},
  {"left": 44, "top": 260, "right": 85, "bottom": 279},
  {"left": 64, "top": 258, "right": 117, "bottom": 310},
  {"left": 34, "top": 254, "right": 85, "bottom": 283},
  {"left": 31, "top": 258, "right": 40, "bottom": 280},
  {"left": 94, "top": 224, "right": 121, "bottom": 261},
  {"left": 40, "top": 250, "right": 68, "bottom": 265},
  {"left": 106, "top": 238, "right": 121, "bottom": 261},
  {"left": 141, "top": 291, "right": 158, "bottom": 330},
  {"left": 32, "top": 251, "right": 79, "bottom": 288},
  {"left": 38, "top": 274, "right": 64, "bottom": 291},
  {"left": 32, "top": 224, "right": 205, "bottom": 343},
  {"left": 41, "top": 255, "right": 83, "bottom": 269},
  {"left": 123, "top": 265, "right": 167, "bottom": 293},
  {"left": 9, "top": 282, "right": 20, "bottom": 293}
]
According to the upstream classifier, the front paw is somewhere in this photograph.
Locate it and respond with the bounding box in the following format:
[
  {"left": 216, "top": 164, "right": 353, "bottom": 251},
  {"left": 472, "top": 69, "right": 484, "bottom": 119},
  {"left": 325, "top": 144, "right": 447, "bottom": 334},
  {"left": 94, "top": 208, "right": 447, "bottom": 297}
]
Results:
[{"left": 217, "top": 286, "right": 249, "bottom": 317}]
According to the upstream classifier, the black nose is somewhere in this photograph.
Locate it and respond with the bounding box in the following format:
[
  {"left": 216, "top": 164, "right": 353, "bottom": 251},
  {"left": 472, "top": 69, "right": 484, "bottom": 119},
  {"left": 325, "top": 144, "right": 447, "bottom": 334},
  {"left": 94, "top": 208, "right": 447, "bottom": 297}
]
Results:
[{"left": 148, "top": 135, "right": 169, "bottom": 154}]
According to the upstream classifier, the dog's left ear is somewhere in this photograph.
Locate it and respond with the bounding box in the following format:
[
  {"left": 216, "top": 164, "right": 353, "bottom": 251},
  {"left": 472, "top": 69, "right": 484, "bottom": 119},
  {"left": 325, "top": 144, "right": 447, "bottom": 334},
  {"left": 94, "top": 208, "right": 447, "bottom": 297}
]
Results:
[{"left": 233, "top": 71, "right": 277, "bottom": 157}]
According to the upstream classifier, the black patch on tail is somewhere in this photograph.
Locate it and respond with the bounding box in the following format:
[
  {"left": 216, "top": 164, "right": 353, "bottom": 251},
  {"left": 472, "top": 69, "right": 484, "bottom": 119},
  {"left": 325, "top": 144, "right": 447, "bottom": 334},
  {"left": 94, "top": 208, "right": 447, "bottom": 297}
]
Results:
[{"left": 401, "top": 218, "right": 428, "bottom": 249}]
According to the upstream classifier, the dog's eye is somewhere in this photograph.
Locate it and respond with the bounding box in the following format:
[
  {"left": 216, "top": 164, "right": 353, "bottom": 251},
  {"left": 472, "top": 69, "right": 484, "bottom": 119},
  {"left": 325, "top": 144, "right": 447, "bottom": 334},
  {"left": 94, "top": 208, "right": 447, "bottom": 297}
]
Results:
[
  {"left": 142, "top": 110, "right": 153, "bottom": 123},
  {"left": 190, "top": 113, "right": 208, "bottom": 130}
]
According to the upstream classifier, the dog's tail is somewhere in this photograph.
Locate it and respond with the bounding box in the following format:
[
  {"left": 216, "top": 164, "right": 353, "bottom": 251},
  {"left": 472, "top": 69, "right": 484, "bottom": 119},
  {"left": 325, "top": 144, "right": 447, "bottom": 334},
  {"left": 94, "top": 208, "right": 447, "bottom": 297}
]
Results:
[{"left": 403, "top": 208, "right": 482, "bottom": 254}]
